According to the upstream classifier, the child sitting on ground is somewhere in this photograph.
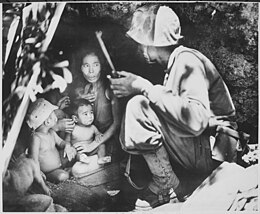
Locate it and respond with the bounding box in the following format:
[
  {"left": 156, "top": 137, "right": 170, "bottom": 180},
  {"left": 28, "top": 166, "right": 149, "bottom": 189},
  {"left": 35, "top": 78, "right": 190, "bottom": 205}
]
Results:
[
  {"left": 27, "top": 98, "right": 77, "bottom": 184},
  {"left": 67, "top": 98, "right": 111, "bottom": 165}
]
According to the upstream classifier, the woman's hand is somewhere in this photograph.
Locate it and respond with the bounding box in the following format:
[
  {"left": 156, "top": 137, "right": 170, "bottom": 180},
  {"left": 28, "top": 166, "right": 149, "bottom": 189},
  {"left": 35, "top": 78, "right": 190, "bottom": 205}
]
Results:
[
  {"left": 57, "top": 96, "right": 70, "bottom": 109},
  {"left": 80, "top": 93, "right": 96, "bottom": 103},
  {"left": 64, "top": 144, "right": 77, "bottom": 161},
  {"left": 56, "top": 118, "right": 75, "bottom": 133},
  {"left": 95, "top": 134, "right": 103, "bottom": 144},
  {"left": 73, "top": 141, "right": 99, "bottom": 153},
  {"left": 107, "top": 71, "right": 153, "bottom": 98}
]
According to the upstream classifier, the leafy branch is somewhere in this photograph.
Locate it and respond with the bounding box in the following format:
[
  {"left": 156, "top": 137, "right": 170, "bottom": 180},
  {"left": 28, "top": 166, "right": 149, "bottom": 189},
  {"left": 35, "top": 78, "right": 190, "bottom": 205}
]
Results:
[{"left": 2, "top": 3, "right": 72, "bottom": 143}]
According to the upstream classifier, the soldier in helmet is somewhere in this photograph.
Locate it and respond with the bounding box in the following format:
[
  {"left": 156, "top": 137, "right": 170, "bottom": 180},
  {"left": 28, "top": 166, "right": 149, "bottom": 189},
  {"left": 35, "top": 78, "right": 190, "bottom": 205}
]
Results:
[{"left": 108, "top": 4, "right": 236, "bottom": 210}]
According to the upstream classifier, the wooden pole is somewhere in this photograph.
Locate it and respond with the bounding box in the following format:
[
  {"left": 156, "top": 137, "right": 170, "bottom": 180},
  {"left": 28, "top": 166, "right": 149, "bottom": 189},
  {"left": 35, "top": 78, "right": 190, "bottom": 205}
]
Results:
[
  {"left": 41, "top": 3, "right": 66, "bottom": 52},
  {"left": 4, "top": 16, "right": 20, "bottom": 64},
  {"left": 2, "top": 65, "right": 40, "bottom": 177},
  {"left": 95, "top": 31, "right": 118, "bottom": 78}
]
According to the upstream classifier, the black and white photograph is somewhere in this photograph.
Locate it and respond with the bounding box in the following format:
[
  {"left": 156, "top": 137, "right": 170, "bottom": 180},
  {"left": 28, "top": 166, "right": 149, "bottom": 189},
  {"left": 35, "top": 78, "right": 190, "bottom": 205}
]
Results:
[{"left": 1, "top": 1, "right": 259, "bottom": 212}]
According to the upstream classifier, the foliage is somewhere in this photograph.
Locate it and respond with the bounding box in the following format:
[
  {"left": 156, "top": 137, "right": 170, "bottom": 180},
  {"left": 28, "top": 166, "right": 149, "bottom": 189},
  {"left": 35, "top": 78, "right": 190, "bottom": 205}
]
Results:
[
  {"left": 242, "top": 144, "right": 258, "bottom": 166},
  {"left": 2, "top": 3, "right": 72, "bottom": 143}
]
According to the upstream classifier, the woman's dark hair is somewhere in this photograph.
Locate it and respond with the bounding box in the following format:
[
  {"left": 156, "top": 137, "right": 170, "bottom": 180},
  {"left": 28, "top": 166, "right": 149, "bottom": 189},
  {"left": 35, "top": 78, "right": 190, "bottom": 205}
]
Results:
[
  {"left": 73, "top": 43, "right": 107, "bottom": 78},
  {"left": 78, "top": 46, "right": 105, "bottom": 68},
  {"left": 67, "top": 41, "right": 110, "bottom": 99}
]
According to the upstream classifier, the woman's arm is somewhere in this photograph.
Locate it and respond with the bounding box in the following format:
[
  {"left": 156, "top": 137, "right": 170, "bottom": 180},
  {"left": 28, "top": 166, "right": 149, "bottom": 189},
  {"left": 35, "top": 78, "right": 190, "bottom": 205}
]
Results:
[
  {"left": 52, "top": 118, "right": 75, "bottom": 133},
  {"left": 57, "top": 96, "right": 70, "bottom": 110},
  {"left": 101, "top": 94, "right": 122, "bottom": 144}
]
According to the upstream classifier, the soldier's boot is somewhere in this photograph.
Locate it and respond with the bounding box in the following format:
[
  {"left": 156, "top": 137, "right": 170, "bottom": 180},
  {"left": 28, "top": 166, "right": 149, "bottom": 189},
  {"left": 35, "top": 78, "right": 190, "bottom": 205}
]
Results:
[{"left": 135, "top": 146, "right": 180, "bottom": 210}]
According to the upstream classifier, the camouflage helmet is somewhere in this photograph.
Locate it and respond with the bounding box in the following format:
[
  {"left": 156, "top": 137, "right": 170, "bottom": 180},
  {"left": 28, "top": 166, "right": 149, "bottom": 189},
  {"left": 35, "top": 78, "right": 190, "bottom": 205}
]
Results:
[{"left": 126, "top": 5, "right": 183, "bottom": 47}]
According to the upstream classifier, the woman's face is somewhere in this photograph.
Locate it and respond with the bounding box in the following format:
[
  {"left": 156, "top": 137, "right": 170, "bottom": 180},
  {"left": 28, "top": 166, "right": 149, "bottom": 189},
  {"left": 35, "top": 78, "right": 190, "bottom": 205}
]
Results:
[{"left": 81, "top": 53, "right": 101, "bottom": 83}]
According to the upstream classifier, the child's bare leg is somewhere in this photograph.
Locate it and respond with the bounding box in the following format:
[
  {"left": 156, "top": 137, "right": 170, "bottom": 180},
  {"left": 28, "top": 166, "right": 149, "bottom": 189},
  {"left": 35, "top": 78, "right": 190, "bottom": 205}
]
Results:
[
  {"left": 97, "top": 144, "right": 106, "bottom": 157},
  {"left": 97, "top": 144, "right": 111, "bottom": 164},
  {"left": 74, "top": 153, "right": 89, "bottom": 163},
  {"left": 78, "top": 153, "right": 90, "bottom": 164},
  {"left": 71, "top": 157, "right": 100, "bottom": 179},
  {"left": 45, "top": 169, "right": 69, "bottom": 184}
]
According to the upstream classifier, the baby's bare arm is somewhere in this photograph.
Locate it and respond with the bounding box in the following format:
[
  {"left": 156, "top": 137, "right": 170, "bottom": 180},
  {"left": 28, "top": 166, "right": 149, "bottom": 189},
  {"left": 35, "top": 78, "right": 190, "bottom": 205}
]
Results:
[{"left": 28, "top": 135, "right": 41, "bottom": 164}]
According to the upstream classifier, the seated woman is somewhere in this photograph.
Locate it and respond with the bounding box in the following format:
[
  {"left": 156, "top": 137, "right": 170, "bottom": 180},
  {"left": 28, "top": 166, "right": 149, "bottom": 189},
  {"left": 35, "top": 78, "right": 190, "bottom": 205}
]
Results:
[{"left": 69, "top": 46, "right": 123, "bottom": 177}]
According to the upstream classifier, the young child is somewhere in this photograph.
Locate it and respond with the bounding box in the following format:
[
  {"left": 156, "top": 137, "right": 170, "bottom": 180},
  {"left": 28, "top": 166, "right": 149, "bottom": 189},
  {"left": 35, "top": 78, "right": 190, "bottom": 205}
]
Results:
[
  {"left": 26, "top": 98, "right": 77, "bottom": 184},
  {"left": 67, "top": 98, "right": 111, "bottom": 165}
]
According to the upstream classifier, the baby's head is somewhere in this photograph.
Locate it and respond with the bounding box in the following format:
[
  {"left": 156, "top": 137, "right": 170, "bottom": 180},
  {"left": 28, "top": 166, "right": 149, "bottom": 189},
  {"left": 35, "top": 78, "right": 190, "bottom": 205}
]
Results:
[
  {"left": 26, "top": 98, "right": 58, "bottom": 131},
  {"left": 80, "top": 49, "right": 104, "bottom": 84},
  {"left": 71, "top": 99, "right": 94, "bottom": 127}
]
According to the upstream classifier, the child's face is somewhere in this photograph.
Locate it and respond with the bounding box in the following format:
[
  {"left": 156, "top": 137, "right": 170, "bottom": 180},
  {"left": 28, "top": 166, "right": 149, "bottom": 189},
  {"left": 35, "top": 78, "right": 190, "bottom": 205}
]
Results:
[
  {"left": 76, "top": 104, "right": 94, "bottom": 126},
  {"left": 81, "top": 53, "right": 101, "bottom": 83},
  {"left": 47, "top": 111, "right": 58, "bottom": 127}
]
